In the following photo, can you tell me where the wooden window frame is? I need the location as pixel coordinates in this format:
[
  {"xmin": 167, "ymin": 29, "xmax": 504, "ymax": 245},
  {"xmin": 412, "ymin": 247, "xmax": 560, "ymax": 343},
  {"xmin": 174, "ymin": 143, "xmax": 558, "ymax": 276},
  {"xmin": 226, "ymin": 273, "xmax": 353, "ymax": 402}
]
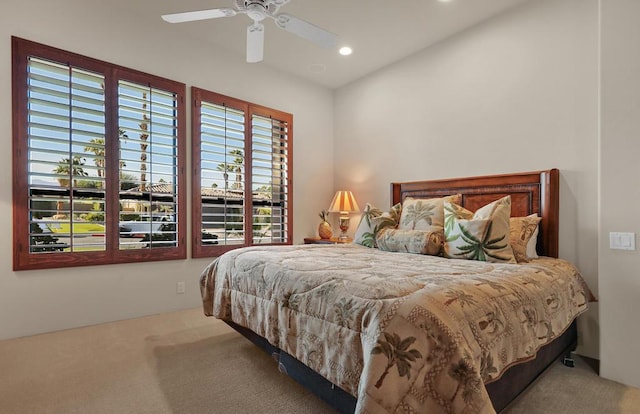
[
  {"xmin": 12, "ymin": 37, "xmax": 186, "ymax": 270},
  {"xmin": 191, "ymin": 87, "xmax": 293, "ymax": 258}
]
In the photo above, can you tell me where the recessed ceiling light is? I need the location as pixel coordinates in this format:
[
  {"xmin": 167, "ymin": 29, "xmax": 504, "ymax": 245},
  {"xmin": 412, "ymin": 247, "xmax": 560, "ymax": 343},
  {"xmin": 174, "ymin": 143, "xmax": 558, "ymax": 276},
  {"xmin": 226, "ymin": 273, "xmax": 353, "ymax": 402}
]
[
  {"xmin": 339, "ymin": 46, "xmax": 353, "ymax": 56},
  {"xmin": 438, "ymin": 0, "xmax": 452, "ymax": 3}
]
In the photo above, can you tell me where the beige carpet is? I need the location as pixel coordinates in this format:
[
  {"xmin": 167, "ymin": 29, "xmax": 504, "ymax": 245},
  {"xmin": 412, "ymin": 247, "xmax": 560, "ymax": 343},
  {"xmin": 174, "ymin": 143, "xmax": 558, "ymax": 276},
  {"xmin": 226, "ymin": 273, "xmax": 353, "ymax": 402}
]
[{"xmin": 1, "ymin": 308, "xmax": 639, "ymax": 414}]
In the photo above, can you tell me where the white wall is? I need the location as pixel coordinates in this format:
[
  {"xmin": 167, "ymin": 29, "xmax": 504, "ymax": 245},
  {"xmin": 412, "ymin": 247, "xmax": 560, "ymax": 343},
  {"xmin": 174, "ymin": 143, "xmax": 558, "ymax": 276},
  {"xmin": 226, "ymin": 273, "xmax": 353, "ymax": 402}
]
[
  {"xmin": 599, "ymin": 0, "xmax": 640, "ymax": 389},
  {"xmin": 334, "ymin": 0, "xmax": 600, "ymax": 358},
  {"xmin": 0, "ymin": 0, "xmax": 335, "ymax": 340}
]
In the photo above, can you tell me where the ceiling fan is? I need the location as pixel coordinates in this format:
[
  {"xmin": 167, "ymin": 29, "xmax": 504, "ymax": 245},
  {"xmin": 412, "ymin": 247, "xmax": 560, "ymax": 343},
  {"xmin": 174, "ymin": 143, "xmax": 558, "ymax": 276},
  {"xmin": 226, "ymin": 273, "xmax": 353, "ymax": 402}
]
[{"xmin": 161, "ymin": 0, "xmax": 338, "ymax": 63}]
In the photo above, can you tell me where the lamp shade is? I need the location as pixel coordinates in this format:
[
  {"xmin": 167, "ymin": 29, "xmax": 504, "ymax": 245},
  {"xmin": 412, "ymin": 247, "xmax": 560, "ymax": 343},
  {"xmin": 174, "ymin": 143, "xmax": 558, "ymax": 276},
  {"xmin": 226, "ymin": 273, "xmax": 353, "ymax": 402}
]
[{"xmin": 328, "ymin": 190, "xmax": 359, "ymax": 213}]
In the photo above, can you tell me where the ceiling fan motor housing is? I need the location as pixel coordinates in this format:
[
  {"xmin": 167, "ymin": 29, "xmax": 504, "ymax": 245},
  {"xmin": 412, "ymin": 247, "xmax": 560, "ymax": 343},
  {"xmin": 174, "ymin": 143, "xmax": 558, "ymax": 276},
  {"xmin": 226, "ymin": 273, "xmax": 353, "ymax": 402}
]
[
  {"xmin": 246, "ymin": 4, "xmax": 266, "ymax": 21},
  {"xmin": 244, "ymin": 1, "xmax": 280, "ymax": 22}
]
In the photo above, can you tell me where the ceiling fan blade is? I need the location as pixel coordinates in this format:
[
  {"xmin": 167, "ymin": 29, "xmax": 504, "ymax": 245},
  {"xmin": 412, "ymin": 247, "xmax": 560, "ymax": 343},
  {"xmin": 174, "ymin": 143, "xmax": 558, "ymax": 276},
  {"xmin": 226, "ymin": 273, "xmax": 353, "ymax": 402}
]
[
  {"xmin": 247, "ymin": 23, "xmax": 265, "ymax": 63},
  {"xmin": 274, "ymin": 13, "xmax": 338, "ymax": 49},
  {"xmin": 161, "ymin": 8, "xmax": 236, "ymax": 24}
]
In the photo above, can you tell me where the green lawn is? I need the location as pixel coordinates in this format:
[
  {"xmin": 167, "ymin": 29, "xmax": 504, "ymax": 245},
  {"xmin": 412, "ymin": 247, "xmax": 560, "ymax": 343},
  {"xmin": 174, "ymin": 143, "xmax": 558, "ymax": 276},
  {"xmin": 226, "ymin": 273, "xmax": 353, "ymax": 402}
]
[{"xmin": 46, "ymin": 222, "xmax": 106, "ymax": 234}]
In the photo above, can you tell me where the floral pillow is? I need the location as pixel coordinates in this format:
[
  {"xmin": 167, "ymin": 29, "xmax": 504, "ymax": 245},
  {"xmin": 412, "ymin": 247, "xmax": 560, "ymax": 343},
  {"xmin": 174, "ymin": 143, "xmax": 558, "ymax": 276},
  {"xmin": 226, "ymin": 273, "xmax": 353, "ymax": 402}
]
[
  {"xmin": 444, "ymin": 196, "xmax": 516, "ymax": 263},
  {"xmin": 510, "ymin": 214, "xmax": 542, "ymax": 263},
  {"xmin": 376, "ymin": 228, "xmax": 443, "ymax": 256},
  {"xmin": 353, "ymin": 202, "xmax": 402, "ymax": 248},
  {"xmin": 398, "ymin": 194, "xmax": 462, "ymax": 236}
]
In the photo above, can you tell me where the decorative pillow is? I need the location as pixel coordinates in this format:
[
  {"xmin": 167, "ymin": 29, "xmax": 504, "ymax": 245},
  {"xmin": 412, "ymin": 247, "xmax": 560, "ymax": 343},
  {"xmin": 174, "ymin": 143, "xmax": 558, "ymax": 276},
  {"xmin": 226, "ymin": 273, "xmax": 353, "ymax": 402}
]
[
  {"xmin": 353, "ymin": 203, "xmax": 402, "ymax": 248},
  {"xmin": 398, "ymin": 194, "xmax": 462, "ymax": 236},
  {"xmin": 444, "ymin": 201, "xmax": 473, "ymax": 236},
  {"xmin": 509, "ymin": 214, "xmax": 542, "ymax": 263},
  {"xmin": 444, "ymin": 196, "xmax": 516, "ymax": 263},
  {"xmin": 526, "ymin": 226, "xmax": 540, "ymax": 258},
  {"xmin": 376, "ymin": 228, "xmax": 443, "ymax": 256},
  {"xmin": 353, "ymin": 203, "xmax": 382, "ymax": 247}
]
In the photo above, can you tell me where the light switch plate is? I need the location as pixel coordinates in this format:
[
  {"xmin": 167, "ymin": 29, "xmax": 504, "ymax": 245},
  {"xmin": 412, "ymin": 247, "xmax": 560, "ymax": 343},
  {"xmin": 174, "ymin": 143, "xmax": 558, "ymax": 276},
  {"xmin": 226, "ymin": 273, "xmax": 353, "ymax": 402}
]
[{"xmin": 609, "ymin": 232, "xmax": 636, "ymax": 251}]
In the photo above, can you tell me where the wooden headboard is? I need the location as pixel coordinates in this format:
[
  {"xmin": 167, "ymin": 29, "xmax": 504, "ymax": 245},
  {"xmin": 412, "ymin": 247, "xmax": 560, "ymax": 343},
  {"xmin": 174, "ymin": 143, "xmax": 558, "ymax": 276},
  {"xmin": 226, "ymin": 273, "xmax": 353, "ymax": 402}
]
[{"xmin": 391, "ymin": 169, "xmax": 559, "ymax": 258}]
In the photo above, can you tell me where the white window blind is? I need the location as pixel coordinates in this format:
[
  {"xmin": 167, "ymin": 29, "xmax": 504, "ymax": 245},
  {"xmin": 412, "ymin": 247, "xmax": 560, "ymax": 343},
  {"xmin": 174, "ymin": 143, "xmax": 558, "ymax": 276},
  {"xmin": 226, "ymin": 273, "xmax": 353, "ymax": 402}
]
[
  {"xmin": 251, "ymin": 114, "xmax": 290, "ymax": 244},
  {"xmin": 118, "ymin": 81, "xmax": 180, "ymax": 249},
  {"xmin": 199, "ymin": 102, "xmax": 247, "ymax": 247},
  {"xmin": 27, "ymin": 57, "xmax": 107, "ymax": 253}
]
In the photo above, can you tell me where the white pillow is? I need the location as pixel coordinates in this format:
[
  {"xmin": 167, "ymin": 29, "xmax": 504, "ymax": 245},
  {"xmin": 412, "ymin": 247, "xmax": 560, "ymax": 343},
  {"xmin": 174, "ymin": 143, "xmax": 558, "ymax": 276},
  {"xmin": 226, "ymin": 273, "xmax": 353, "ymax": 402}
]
[{"xmin": 526, "ymin": 226, "xmax": 539, "ymax": 258}]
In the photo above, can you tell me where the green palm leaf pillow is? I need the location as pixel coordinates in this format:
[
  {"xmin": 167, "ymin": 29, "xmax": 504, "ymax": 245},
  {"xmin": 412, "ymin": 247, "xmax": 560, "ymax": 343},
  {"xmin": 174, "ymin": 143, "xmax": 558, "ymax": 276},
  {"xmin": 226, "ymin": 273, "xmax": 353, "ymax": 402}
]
[
  {"xmin": 353, "ymin": 202, "xmax": 402, "ymax": 248},
  {"xmin": 443, "ymin": 196, "xmax": 516, "ymax": 263},
  {"xmin": 398, "ymin": 195, "xmax": 461, "ymax": 237}
]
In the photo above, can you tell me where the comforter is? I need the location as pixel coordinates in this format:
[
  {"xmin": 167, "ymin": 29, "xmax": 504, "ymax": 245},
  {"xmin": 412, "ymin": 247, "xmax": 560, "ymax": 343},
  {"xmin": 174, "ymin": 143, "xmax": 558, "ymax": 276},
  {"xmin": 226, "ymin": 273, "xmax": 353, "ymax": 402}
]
[{"xmin": 200, "ymin": 244, "xmax": 591, "ymax": 414}]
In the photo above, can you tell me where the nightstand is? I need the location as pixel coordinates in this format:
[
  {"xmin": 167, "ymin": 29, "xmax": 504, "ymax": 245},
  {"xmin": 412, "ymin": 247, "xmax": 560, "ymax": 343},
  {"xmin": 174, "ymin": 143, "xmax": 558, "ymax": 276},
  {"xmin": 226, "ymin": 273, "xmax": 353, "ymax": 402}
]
[{"xmin": 304, "ymin": 237, "xmax": 352, "ymax": 244}]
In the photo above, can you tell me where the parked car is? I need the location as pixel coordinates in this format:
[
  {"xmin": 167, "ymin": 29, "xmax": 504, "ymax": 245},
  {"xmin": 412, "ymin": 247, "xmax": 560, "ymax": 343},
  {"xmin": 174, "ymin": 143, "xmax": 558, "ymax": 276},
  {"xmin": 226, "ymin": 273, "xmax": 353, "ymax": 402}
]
[{"xmin": 119, "ymin": 214, "xmax": 174, "ymax": 237}]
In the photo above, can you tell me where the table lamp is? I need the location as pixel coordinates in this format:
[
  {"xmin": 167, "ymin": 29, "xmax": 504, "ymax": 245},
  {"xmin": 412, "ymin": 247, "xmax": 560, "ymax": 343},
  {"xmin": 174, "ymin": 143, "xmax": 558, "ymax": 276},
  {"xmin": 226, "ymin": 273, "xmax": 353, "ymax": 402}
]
[{"xmin": 328, "ymin": 190, "xmax": 360, "ymax": 241}]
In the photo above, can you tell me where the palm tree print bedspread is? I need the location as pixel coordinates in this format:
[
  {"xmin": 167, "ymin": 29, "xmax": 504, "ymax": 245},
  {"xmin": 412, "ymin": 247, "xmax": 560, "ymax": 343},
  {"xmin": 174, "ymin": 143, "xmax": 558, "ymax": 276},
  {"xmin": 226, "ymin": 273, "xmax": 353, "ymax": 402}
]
[{"xmin": 200, "ymin": 244, "xmax": 591, "ymax": 414}]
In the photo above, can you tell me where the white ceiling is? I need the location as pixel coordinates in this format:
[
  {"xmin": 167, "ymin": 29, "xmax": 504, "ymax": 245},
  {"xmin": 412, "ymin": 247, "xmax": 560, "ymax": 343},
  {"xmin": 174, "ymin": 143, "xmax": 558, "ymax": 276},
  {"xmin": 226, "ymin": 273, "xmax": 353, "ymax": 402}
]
[{"xmin": 125, "ymin": 0, "xmax": 530, "ymax": 89}]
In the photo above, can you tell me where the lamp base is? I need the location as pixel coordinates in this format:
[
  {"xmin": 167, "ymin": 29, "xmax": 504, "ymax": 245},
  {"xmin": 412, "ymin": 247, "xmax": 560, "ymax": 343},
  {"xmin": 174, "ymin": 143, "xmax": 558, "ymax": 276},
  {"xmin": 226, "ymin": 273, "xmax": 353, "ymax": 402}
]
[
  {"xmin": 337, "ymin": 232, "xmax": 350, "ymax": 242},
  {"xmin": 338, "ymin": 215, "xmax": 350, "ymax": 241}
]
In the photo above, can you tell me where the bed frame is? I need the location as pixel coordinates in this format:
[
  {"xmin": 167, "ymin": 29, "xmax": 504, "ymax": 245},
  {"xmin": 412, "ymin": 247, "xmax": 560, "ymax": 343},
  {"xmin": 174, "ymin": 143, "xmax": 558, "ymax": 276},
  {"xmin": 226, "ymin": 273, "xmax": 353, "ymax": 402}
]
[{"xmin": 226, "ymin": 169, "xmax": 577, "ymax": 413}]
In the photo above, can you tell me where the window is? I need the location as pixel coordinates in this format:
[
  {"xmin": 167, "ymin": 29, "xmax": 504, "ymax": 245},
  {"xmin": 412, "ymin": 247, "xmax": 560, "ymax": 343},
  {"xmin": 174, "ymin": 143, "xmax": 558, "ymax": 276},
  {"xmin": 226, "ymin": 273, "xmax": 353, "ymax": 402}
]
[
  {"xmin": 192, "ymin": 87, "xmax": 292, "ymax": 257},
  {"xmin": 12, "ymin": 37, "xmax": 186, "ymax": 270}
]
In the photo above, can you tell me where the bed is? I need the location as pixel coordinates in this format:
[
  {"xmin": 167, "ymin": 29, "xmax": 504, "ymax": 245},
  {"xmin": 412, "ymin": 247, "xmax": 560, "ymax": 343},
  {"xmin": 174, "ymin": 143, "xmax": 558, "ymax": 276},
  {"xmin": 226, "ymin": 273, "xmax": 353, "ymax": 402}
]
[{"xmin": 199, "ymin": 169, "xmax": 592, "ymax": 413}]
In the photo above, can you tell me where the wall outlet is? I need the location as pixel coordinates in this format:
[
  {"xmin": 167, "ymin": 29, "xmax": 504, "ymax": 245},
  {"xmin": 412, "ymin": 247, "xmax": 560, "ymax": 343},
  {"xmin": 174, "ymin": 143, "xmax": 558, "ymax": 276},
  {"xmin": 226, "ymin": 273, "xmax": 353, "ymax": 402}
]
[{"xmin": 176, "ymin": 281, "xmax": 185, "ymax": 294}]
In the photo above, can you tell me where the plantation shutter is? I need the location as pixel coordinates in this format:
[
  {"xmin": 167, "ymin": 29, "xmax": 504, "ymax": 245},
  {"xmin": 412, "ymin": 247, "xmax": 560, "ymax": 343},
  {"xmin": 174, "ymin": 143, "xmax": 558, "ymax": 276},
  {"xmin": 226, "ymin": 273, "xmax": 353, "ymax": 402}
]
[
  {"xmin": 14, "ymin": 37, "xmax": 186, "ymax": 270},
  {"xmin": 198, "ymin": 101, "xmax": 246, "ymax": 247},
  {"xmin": 117, "ymin": 81, "xmax": 180, "ymax": 249},
  {"xmin": 191, "ymin": 86, "xmax": 291, "ymax": 258},
  {"xmin": 251, "ymin": 114, "xmax": 290, "ymax": 244},
  {"xmin": 26, "ymin": 57, "xmax": 107, "ymax": 253}
]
